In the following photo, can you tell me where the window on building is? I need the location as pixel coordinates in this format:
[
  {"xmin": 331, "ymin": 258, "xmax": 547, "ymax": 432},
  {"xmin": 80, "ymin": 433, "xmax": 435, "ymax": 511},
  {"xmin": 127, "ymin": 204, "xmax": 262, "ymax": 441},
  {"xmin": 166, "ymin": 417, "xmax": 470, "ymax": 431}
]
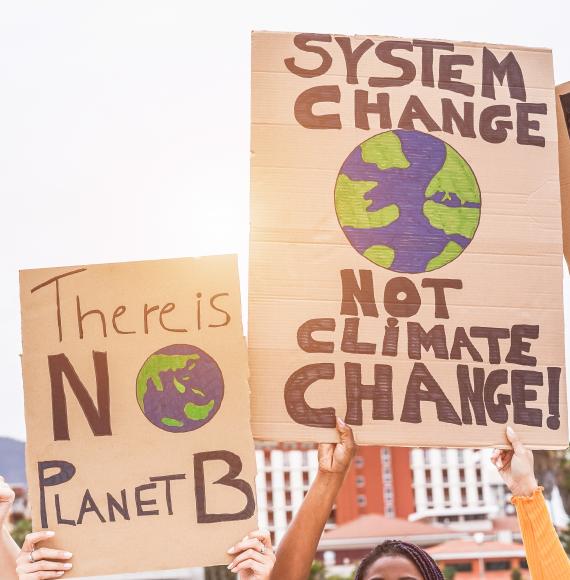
[
  {"xmin": 484, "ymin": 560, "xmax": 511, "ymax": 571},
  {"xmin": 426, "ymin": 489, "xmax": 433, "ymax": 504},
  {"xmin": 302, "ymin": 471, "xmax": 309, "ymax": 486},
  {"xmin": 457, "ymin": 449, "xmax": 464, "ymax": 463},
  {"xmin": 356, "ymin": 475, "xmax": 365, "ymax": 487},
  {"xmin": 465, "ymin": 514, "xmax": 486, "ymax": 521},
  {"xmin": 459, "ymin": 468, "xmax": 465, "ymax": 482},
  {"xmin": 425, "ymin": 470, "xmax": 432, "ymax": 484},
  {"xmin": 437, "ymin": 515, "xmax": 459, "ymax": 523},
  {"xmin": 476, "ymin": 467, "xmax": 482, "ymax": 481},
  {"xmin": 520, "ymin": 559, "xmax": 528, "ymax": 570},
  {"xmin": 423, "ymin": 449, "xmax": 430, "ymax": 465},
  {"xmin": 477, "ymin": 487, "xmax": 484, "ymax": 503},
  {"xmin": 442, "ymin": 468, "xmax": 448, "ymax": 483},
  {"xmin": 446, "ymin": 563, "xmax": 472, "ymax": 572},
  {"xmin": 460, "ymin": 488, "xmax": 467, "ymax": 504},
  {"xmin": 443, "ymin": 488, "xmax": 450, "ymax": 503},
  {"xmin": 357, "ymin": 495, "xmax": 367, "ymax": 507}
]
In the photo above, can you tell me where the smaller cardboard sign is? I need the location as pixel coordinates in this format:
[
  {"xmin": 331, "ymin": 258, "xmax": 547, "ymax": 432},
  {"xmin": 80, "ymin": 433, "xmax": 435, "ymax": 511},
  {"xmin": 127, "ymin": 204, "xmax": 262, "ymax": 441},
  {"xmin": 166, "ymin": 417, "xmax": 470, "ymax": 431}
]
[
  {"xmin": 20, "ymin": 255, "xmax": 257, "ymax": 578},
  {"xmin": 557, "ymin": 82, "xmax": 570, "ymax": 268}
]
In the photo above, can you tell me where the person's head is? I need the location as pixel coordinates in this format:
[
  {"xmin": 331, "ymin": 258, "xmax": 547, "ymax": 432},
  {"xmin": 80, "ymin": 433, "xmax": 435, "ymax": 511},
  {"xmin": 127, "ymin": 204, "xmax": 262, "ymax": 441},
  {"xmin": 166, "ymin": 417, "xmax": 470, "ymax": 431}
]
[{"xmin": 354, "ymin": 540, "xmax": 443, "ymax": 580}]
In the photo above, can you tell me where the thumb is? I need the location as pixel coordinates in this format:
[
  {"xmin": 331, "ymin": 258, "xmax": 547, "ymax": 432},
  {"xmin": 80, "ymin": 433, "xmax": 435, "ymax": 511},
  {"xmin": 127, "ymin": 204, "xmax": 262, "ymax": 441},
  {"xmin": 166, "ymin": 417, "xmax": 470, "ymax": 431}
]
[
  {"xmin": 506, "ymin": 426, "xmax": 525, "ymax": 455},
  {"xmin": 22, "ymin": 531, "xmax": 55, "ymax": 552},
  {"xmin": 336, "ymin": 417, "xmax": 355, "ymax": 450}
]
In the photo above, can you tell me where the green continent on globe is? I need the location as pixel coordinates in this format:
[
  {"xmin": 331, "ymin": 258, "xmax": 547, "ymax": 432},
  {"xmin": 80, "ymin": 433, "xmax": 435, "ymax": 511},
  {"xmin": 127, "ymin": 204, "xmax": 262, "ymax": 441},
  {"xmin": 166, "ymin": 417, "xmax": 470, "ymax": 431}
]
[
  {"xmin": 136, "ymin": 353, "xmax": 200, "ymax": 411},
  {"xmin": 425, "ymin": 144, "xmax": 480, "ymax": 204},
  {"xmin": 335, "ymin": 175, "xmax": 399, "ymax": 229},
  {"xmin": 425, "ymin": 241, "xmax": 463, "ymax": 271},
  {"xmin": 363, "ymin": 245, "xmax": 396, "ymax": 268},
  {"xmin": 423, "ymin": 201, "xmax": 479, "ymax": 239},
  {"xmin": 422, "ymin": 143, "xmax": 480, "ymax": 269},
  {"xmin": 361, "ymin": 131, "xmax": 411, "ymax": 170},
  {"xmin": 184, "ymin": 400, "xmax": 215, "ymax": 420}
]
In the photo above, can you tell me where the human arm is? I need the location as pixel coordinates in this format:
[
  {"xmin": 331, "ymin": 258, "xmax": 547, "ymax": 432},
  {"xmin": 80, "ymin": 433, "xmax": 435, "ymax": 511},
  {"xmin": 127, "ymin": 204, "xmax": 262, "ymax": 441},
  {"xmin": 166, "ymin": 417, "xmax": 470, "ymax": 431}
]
[
  {"xmin": 491, "ymin": 426, "xmax": 570, "ymax": 579},
  {"xmin": 15, "ymin": 531, "xmax": 73, "ymax": 579},
  {"xmin": 226, "ymin": 529, "xmax": 275, "ymax": 579},
  {"xmin": 0, "ymin": 476, "xmax": 19, "ymax": 580},
  {"xmin": 270, "ymin": 417, "xmax": 356, "ymax": 580}
]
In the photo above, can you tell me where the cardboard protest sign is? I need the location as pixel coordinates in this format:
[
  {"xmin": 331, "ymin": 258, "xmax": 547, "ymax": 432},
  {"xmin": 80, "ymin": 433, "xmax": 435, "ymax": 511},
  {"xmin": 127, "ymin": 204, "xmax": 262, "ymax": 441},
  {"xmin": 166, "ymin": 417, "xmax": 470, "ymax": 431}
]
[
  {"xmin": 557, "ymin": 82, "xmax": 570, "ymax": 268},
  {"xmin": 20, "ymin": 255, "xmax": 257, "ymax": 578},
  {"xmin": 249, "ymin": 31, "xmax": 567, "ymax": 448}
]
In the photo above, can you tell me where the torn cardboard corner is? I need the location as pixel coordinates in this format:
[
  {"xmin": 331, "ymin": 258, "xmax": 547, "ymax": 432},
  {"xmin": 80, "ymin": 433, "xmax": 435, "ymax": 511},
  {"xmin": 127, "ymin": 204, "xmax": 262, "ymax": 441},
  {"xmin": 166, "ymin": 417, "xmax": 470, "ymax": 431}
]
[
  {"xmin": 249, "ymin": 31, "xmax": 567, "ymax": 449},
  {"xmin": 20, "ymin": 255, "xmax": 257, "ymax": 578},
  {"xmin": 557, "ymin": 81, "xmax": 570, "ymax": 269}
]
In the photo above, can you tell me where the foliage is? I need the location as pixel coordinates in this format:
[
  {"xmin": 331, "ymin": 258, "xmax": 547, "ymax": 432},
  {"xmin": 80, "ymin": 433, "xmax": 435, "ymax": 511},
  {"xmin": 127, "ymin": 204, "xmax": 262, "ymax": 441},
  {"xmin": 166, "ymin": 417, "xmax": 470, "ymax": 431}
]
[
  {"xmin": 310, "ymin": 560, "xmax": 326, "ymax": 579},
  {"xmin": 511, "ymin": 568, "xmax": 522, "ymax": 580},
  {"xmin": 10, "ymin": 518, "xmax": 32, "ymax": 548},
  {"xmin": 442, "ymin": 566, "xmax": 456, "ymax": 580}
]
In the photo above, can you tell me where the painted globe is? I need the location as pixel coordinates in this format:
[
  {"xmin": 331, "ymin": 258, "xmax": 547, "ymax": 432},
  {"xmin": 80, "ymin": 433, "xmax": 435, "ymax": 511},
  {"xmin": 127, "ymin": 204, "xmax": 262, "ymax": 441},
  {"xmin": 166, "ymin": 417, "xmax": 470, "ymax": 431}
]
[
  {"xmin": 334, "ymin": 130, "xmax": 481, "ymax": 273},
  {"xmin": 136, "ymin": 344, "xmax": 223, "ymax": 432}
]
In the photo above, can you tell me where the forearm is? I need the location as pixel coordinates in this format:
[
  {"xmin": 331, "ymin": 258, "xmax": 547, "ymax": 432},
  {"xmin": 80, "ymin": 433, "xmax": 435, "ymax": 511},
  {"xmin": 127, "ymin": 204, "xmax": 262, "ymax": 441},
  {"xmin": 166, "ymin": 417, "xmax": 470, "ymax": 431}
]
[
  {"xmin": 512, "ymin": 487, "xmax": 570, "ymax": 579},
  {"xmin": 0, "ymin": 526, "xmax": 18, "ymax": 580},
  {"xmin": 271, "ymin": 471, "xmax": 344, "ymax": 580}
]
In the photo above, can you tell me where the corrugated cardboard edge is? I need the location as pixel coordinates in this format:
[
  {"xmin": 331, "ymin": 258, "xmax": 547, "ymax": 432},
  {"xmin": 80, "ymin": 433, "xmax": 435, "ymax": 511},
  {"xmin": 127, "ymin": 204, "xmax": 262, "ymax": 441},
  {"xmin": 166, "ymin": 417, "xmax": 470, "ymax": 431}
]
[
  {"xmin": 250, "ymin": 30, "xmax": 552, "ymax": 53},
  {"xmin": 557, "ymin": 81, "xmax": 570, "ymax": 270}
]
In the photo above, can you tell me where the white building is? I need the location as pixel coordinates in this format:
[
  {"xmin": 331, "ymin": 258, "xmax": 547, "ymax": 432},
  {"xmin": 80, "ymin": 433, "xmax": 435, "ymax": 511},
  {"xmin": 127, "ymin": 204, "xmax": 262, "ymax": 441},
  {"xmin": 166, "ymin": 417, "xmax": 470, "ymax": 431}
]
[
  {"xmin": 409, "ymin": 448, "xmax": 513, "ymax": 532},
  {"xmin": 254, "ymin": 443, "xmax": 334, "ymax": 544}
]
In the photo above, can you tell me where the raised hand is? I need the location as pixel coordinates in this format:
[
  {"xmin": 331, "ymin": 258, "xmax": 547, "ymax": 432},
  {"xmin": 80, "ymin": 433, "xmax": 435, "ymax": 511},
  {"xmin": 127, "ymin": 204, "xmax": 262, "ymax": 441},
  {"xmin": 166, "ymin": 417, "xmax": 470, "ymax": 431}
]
[
  {"xmin": 318, "ymin": 417, "xmax": 357, "ymax": 475},
  {"xmin": 0, "ymin": 476, "xmax": 15, "ymax": 526},
  {"xmin": 227, "ymin": 529, "xmax": 275, "ymax": 580},
  {"xmin": 491, "ymin": 426, "xmax": 538, "ymax": 497},
  {"xmin": 16, "ymin": 531, "xmax": 73, "ymax": 580}
]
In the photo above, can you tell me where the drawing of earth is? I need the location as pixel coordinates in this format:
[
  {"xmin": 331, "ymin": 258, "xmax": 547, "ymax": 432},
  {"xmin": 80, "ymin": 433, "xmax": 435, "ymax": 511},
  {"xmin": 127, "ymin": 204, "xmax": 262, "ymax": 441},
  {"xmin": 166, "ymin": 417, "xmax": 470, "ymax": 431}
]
[
  {"xmin": 136, "ymin": 344, "xmax": 224, "ymax": 432},
  {"xmin": 334, "ymin": 129, "xmax": 481, "ymax": 273}
]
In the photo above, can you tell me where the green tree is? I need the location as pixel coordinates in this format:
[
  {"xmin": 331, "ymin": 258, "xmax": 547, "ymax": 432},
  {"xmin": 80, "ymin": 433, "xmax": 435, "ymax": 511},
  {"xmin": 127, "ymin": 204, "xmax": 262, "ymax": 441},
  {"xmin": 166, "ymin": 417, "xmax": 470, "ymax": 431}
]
[
  {"xmin": 310, "ymin": 560, "xmax": 326, "ymax": 579},
  {"xmin": 10, "ymin": 518, "xmax": 32, "ymax": 548},
  {"xmin": 442, "ymin": 566, "xmax": 456, "ymax": 580},
  {"xmin": 511, "ymin": 568, "xmax": 522, "ymax": 580}
]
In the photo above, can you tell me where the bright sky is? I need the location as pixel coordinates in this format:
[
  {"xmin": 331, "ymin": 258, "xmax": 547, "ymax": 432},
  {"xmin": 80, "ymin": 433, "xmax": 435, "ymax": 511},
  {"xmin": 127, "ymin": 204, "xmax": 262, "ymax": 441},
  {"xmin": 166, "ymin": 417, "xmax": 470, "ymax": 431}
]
[{"xmin": 1, "ymin": 0, "xmax": 569, "ymax": 441}]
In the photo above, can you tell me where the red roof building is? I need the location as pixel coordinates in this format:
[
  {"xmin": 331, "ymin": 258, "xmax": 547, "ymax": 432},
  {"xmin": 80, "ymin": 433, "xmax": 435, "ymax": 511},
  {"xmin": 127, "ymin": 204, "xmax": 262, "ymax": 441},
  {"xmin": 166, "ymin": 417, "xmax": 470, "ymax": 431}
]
[
  {"xmin": 427, "ymin": 539, "xmax": 529, "ymax": 579},
  {"xmin": 317, "ymin": 513, "xmax": 460, "ymax": 564}
]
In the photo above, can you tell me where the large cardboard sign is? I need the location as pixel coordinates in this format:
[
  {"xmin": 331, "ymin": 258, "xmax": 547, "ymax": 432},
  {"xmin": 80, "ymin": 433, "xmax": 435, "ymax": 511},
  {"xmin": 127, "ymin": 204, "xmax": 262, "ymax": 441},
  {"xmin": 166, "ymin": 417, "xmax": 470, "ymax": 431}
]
[
  {"xmin": 558, "ymin": 82, "xmax": 570, "ymax": 267},
  {"xmin": 249, "ymin": 31, "xmax": 567, "ymax": 448},
  {"xmin": 20, "ymin": 256, "xmax": 257, "ymax": 578}
]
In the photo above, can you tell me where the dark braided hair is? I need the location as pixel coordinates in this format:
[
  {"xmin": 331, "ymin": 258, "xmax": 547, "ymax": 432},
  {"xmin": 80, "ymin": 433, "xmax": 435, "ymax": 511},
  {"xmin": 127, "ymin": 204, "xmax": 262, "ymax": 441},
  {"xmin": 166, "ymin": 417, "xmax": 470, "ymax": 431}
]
[{"xmin": 354, "ymin": 540, "xmax": 444, "ymax": 580}]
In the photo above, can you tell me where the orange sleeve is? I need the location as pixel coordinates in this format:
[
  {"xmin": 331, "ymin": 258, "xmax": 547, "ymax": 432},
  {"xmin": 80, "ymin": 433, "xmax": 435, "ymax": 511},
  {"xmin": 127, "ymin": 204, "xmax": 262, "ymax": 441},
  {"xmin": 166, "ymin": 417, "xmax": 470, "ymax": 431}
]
[{"xmin": 511, "ymin": 486, "xmax": 570, "ymax": 579}]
